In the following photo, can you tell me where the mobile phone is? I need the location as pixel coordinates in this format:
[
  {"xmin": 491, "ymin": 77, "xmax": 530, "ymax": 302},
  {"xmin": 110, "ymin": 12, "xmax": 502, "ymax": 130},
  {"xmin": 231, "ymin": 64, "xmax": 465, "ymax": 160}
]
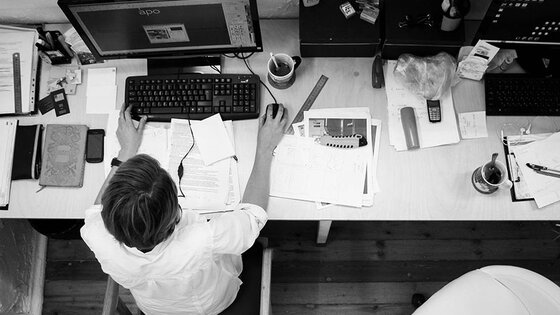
[
  {"xmin": 86, "ymin": 129, "xmax": 105, "ymax": 163},
  {"xmin": 426, "ymin": 100, "xmax": 441, "ymax": 123}
]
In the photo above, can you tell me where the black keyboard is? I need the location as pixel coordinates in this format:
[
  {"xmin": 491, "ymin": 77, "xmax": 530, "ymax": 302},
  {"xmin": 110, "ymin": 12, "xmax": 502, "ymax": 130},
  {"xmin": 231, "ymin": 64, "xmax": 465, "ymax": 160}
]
[
  {"xmin": 125, "ymin": 74, "xmax": 260, "ymax": 121},
  {"xmin": 484, "ymin": 74, "xmax": 560, "ymax": 116}
]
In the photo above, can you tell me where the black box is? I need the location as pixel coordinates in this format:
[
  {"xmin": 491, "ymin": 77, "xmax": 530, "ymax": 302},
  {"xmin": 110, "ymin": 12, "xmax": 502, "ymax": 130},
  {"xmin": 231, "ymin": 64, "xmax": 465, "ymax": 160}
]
[
  {"xmin": 383, "ymin": 0, "xmax": 465, "ymax": 59},
  {"xmin": 299, "ymin": 0, "xmax": 381, "ymax": 57}
]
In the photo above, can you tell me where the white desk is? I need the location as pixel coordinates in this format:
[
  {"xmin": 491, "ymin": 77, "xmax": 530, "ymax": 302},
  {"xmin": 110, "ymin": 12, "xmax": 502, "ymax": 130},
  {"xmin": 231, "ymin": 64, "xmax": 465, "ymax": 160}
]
[{"xmin": 3, "ymin": 20, "xmax": 560, "ymax": 244}]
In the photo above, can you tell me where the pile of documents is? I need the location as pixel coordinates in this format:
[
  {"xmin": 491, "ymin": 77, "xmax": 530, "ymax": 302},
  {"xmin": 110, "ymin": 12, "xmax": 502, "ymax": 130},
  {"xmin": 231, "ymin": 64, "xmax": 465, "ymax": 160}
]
[
  {"xmin": 0, "ymin": 119, "xmax": 18, "ymax": 208},
  {"xmin": 105, "ymin": 113, "xmax": 239, "ymax": 212},
  {"xmin": 0, "ymin": 25, "xmax": 39, "ymax": 115},
  {"xmin": 507, "ymin": 132, "xmax": 560, "ymax": 208},
  {"xmin": 271, "ymin": 107, "xmax": 381, "ymax": 208},
  {"xmin": 384, "ymin": 60, "xmax": 460, "ymax": 151}
]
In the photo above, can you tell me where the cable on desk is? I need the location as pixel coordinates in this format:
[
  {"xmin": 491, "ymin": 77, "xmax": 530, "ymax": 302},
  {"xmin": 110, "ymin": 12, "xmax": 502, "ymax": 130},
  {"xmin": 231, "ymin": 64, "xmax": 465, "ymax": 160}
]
[
  {"xmin": 237, "ymin": 52, "xmax": 278, "ymax": 105},
  {"xmin": 177, "ymin": 115, "xmax": 195, "ymax": 198}
]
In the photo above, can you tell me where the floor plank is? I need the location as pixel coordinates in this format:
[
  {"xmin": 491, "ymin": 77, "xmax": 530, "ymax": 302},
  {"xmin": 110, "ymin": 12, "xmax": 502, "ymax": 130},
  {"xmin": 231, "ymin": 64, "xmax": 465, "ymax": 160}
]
[
  {"xmin": 272, "ymin": 260, "xmax": 560, "ymax": 283},
  {"xmin": 272, "ymin": 239, "xmax": 560, "ymax": 261}
]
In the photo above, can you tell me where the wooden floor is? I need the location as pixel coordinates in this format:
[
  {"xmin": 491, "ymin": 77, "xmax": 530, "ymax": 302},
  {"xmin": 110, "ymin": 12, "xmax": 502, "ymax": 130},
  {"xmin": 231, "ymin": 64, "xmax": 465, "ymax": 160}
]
[{"xmin": 43, "ymin": 221, "xmax": 560, "ymax": 314}]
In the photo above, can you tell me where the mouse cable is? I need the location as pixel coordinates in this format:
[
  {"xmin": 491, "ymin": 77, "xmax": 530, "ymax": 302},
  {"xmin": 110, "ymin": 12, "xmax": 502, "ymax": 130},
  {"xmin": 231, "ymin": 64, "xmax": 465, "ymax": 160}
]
[{"xmin": 237, "ymin": 52, "xmax": 278, "ymax": 105}]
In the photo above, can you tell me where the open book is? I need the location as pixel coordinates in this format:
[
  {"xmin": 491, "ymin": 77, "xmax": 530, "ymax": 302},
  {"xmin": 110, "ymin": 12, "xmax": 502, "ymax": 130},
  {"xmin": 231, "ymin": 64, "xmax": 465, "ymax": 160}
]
[{"xmin": 0, "ymin": 25, "xmax": 39, "ymax": 115}]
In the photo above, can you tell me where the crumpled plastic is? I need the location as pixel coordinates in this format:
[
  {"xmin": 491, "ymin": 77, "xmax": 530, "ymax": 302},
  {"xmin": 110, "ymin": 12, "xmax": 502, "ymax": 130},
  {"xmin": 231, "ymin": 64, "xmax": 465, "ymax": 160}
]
[{"xmin": 393, "ymin": 52, "xmax": 459, "ymax": 100}]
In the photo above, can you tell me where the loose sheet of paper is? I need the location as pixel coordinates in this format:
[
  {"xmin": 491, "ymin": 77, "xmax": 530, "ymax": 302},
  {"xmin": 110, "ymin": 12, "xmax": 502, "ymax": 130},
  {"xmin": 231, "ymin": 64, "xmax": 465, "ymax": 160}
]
[
  {"xmin": 385, "ymin": 60, "xmax": 460, "ymax": 151},
  {"xmin": 169, "ymin": 119, "xmax": 230, "ymax": 210},
  {"xmin": 458, "ymin": 111, "xmax": 488, "ymax": 139},
  {"xmin": 191, "ymin": 114, "xmax": 235, "ymax": 165},
  {"xmin": 86, "ymin": 68, "xmax": 117, "ymax": 114},
  {"xmin": 513, "ymin": 132, "xmax": 560, "ymax": 208},
  {"xmin": 270, "ymin": 135, "xmax": 368, "ymax": 208}
]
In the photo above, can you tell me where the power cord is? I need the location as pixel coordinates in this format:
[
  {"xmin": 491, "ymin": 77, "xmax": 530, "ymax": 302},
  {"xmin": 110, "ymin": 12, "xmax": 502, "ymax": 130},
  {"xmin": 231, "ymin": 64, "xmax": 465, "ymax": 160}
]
[{"xmin": 235, "ymin": 52, "xmax": 278, "ymax": 104}]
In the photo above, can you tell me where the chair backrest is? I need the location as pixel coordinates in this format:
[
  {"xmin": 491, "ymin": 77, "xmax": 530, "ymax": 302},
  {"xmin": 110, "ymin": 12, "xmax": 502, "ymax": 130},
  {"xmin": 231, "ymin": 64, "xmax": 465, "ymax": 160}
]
[
  {"xmin": 480, "ymin": 265, "xmax": 560, "ymax": 314},
  {"xmin": 103, "ymin": 248, "xmax": 273, "ymax": 315},
  {"xmin": 412, "ymin": 265, "xmax": 560, "ymax": 315}
]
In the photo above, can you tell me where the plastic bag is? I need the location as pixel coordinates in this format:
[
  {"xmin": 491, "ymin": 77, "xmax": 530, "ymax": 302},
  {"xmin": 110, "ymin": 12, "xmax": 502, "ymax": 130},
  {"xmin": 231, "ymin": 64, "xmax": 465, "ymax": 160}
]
[{"xmin": 393, "ymin": 52, "xmax": 459, "ymax": 100}]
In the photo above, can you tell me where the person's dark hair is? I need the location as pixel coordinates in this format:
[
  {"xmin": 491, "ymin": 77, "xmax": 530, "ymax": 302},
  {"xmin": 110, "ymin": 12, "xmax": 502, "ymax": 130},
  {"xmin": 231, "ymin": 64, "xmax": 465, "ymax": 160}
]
[{"xmin": 101, "ymin": 154, "xmax": 179, "ymax": 251}]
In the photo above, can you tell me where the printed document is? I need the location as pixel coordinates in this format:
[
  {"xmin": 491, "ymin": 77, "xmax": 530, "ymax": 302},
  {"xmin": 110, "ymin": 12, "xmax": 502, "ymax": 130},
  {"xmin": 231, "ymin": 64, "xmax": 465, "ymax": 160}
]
[
  {"xmin": 270, "ymin": 135, "xmax": 368, "ymax": 208},
  {"xmin": 513, "ymin": 132, "xmax": 560, "ymax": 208}
]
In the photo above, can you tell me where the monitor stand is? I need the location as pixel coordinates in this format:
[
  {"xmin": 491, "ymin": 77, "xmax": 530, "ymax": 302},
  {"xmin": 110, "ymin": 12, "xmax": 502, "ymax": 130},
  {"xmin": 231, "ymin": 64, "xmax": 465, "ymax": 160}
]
[{"xmin": 147, "ymin": 55, "xmax": 222, "ymax": 75}]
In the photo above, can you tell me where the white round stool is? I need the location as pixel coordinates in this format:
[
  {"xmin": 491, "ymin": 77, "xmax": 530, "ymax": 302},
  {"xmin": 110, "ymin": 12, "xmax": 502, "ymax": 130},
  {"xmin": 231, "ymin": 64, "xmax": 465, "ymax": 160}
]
[{"xmin": 412, "ymin": 265, "xmax": 560, "ymax": 315}]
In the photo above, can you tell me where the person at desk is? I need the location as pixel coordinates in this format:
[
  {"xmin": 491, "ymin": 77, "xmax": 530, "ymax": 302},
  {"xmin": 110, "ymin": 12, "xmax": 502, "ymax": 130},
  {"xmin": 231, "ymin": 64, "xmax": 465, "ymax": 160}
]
[{"xmin": 80, "ymin": 104, "xmax": 288, "ymax": 315}]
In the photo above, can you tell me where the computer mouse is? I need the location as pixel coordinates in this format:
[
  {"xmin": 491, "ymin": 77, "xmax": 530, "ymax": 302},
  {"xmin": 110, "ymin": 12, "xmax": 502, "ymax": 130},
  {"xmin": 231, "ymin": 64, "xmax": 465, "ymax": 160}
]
[
  {"xmin": 400, "ymin": 107, "xmax": 420, "ymax": 150},
  {"xmin": 269, "ymin": 103, "xmax": 280, "ymax": 118}
]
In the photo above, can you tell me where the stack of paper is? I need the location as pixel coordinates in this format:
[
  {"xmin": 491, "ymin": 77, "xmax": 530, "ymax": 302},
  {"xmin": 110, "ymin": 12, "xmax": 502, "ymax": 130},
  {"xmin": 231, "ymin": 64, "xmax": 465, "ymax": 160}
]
[
  {"xmin": 104, "ymin": 113, "xmax": 240, "ymax": 212},
  {"xmin": 86, "ymin": 68, "xmax": 117, "ymax": 114},
  {"xmin": 0, "ymin": 119, "xmax": 18, "ymax": 208},
  {"xmin": 512, "ymin": 132, "xmax": 560, "ymax": 208},
  {"xmin": 0, "ymin": 25, "xmax": 39, "ymax": 115},
  {"xmin": 271, "ymin": 107, "xmax": 381, "ymax": 208},
  {"xmin": 384, "ymin": 60, "xmax": 460, "ymax": 151}
]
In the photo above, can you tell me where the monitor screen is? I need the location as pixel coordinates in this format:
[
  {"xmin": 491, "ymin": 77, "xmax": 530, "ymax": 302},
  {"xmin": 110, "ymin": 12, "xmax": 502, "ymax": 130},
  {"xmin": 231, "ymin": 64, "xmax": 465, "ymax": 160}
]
[{"xmin": 59, "ymin": 0, "xmax": 262, "ymax": 59}]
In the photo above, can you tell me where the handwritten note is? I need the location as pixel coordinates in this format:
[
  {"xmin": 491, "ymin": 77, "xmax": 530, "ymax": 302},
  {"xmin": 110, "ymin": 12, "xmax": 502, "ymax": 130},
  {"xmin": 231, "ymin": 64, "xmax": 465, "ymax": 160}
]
[{"xmin": 458, "ymin": 111, "xmax": 488, "ymax": 139}]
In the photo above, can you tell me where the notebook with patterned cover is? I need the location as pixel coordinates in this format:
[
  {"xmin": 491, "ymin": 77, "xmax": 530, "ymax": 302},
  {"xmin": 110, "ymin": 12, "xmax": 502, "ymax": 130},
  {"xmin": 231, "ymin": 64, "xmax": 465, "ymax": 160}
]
[{"xmin": 39, "ymin": 124, "xmax": 88, "ymax": 187}]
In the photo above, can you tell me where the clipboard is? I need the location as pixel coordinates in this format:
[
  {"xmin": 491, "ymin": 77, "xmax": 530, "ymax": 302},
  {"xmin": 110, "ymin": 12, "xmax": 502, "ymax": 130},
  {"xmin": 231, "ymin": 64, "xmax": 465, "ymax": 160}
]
[
  {"xmin": 503, "ymin": 138, "xmax": 532, "ymax": 202},
  {"xmin": 502, "ymin": 133, "xmax": 553, "ymax": 202}
]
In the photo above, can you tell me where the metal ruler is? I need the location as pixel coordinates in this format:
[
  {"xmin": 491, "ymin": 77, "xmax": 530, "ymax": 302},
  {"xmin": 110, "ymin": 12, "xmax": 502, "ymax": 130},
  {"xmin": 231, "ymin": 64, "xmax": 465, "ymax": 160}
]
[
  {"xmin": 285, "ymin": 74, "xmax": 329, "ymax": 135},
  {"xmin": 12, "ymin": 53, "xmax": 22, "ymax": 114}
]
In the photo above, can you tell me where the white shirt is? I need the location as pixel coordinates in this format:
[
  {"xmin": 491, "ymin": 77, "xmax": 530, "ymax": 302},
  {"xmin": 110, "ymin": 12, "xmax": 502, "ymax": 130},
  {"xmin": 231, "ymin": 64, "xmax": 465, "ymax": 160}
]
[{"xmin": 81, "ymin": 203, "xmax": 267, "ymax": 315}]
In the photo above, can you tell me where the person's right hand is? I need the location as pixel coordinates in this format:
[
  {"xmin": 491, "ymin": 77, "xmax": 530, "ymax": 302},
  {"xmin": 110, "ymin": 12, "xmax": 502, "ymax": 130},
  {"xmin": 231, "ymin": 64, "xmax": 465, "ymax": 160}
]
[
  {"xmin": 256, "ymin": 104, "xmax": 288, "ymax": 157},
  {"xmin": 116, "ymin": 104, "xmax": 147, "ymax": 162}
]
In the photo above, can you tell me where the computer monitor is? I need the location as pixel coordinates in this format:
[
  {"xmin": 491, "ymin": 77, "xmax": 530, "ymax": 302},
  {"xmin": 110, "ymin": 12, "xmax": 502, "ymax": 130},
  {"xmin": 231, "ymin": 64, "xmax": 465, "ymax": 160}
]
[
  {"xmin": 58, "ymin": 0, "xmax": 263, "ymax": 74},
  {"xmin": 474, "ymin": 0, "xmax": 560, "ymax": 74}
]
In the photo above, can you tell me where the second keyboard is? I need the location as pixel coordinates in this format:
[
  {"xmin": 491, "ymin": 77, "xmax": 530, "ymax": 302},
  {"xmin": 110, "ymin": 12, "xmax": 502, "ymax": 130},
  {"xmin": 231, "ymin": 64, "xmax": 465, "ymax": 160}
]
[{"xmin": 126, "ymin": 73, "xmax": 260, "ymax": 121}]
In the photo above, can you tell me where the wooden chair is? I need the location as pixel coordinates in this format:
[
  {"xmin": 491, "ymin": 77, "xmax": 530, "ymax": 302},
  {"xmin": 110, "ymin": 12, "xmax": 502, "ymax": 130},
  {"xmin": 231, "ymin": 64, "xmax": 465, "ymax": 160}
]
[{"xmin": 102, "ymin": 247, "xmax": 273, "ymax": 315}]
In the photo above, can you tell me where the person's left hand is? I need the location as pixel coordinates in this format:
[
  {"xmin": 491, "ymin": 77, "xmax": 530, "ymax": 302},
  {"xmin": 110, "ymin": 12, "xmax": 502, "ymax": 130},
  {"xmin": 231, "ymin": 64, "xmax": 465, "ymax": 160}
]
[{"xmin": 116, "ymin": 104, "xmax": 147, "ymax": 161}]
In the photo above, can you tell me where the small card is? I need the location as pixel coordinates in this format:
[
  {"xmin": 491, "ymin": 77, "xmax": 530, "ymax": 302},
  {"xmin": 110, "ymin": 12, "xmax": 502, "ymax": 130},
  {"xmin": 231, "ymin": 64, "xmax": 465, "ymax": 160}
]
[
  {"xmin": 457, "ymin": 40, "xmax": 500, "ymax": 80},
  {"xmin": 51, "ymin": 89, "xmax": 70, "ymax": 117},
  {"xmin": 340, "ymin": 2, "xmax": 356, "ymax": 19},
  {"xmin": 37, "ymin": 94, "xmax": 55, "ymax": 115}
]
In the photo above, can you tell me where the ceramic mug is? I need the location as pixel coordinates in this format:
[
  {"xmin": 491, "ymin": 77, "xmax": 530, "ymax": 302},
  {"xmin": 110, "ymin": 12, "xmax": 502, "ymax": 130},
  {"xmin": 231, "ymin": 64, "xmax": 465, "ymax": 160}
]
[
  {"xmin": 471, "ymin": 160, "xmax": 512, "ymax": 194},
  {"xmin": 267, "ymin": 53, "xmax": 302, "ymax": 89}
]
